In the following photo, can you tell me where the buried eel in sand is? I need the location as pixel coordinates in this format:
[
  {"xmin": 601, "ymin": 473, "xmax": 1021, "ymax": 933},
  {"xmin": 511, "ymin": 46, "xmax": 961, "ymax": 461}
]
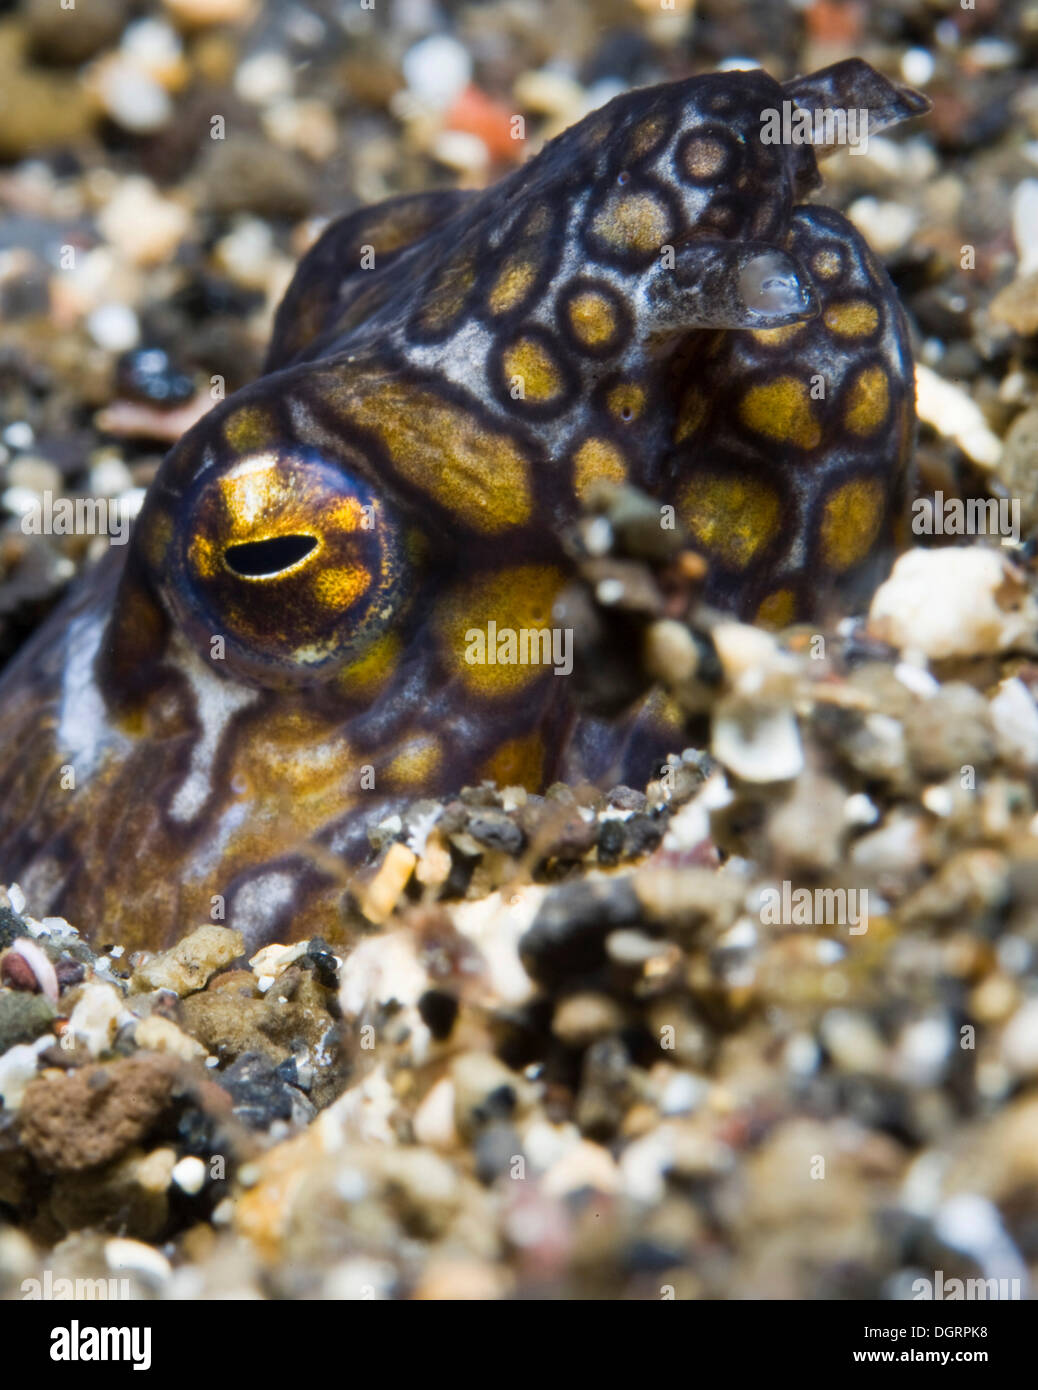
[{"xmin": 0, "ymin": 59, "xmax": 927, "ymax": 952}]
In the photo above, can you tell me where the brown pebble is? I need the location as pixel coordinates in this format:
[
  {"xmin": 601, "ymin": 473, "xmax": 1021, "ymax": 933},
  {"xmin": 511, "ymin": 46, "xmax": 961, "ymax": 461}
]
[
  {"xmin": 1, "ymin": 950, "xmax": 40, "ymax": 992},
  {"xmin": 19, "ymin": 1054, "xmax": 181, "ymax": 1173}
]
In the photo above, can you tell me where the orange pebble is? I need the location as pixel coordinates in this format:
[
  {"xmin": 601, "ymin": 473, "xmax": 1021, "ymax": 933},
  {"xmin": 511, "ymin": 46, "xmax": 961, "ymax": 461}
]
[
  {"xmin": 445, "ymin": 85, "xmax": 523, "ymax": 164},
  {"xmin": 806, "ymin": 0, "xmax": 864, "ymax": 46}
]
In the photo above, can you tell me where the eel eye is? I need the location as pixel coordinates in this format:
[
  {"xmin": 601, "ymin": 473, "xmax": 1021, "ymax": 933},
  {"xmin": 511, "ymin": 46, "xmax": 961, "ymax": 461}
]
[
  {"xmin": 224, "ymin": 534, "xmax": 317, "ymax": 577},
  {"xmin": 161, "ymin": 449, "xmax": 413, "ymax": 686}
]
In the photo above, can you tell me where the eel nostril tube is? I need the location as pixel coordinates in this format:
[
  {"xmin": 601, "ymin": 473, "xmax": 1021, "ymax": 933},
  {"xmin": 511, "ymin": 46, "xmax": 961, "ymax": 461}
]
[{"xmin": 739, "ymin": 251, "xmax": 812, "ymax": 317}]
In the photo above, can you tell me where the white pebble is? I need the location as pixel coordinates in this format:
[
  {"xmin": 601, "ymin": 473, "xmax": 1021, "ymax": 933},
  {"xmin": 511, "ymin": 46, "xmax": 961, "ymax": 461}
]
[
  {"xmin": 401, "ymin": 35, "xmax": 472, "ymax": 109},
  {"xmin": 98, "ymin": 58, "xmax": 172, "ymax": 133},
  {"xmin": 337, "ymin": 930, "xmax": 427, "ymax": 1017},
  {"xmin": 915, "ymin": 364, "xmax": 1003, "ymax": 468},
  {"xmin": 521, "ymin": 1119, "xmax": 580, "ymax": 1173},
  {"xmin": 214, "ymin": 217, "xmax": 276, "ymax": 289},
  {"xmin": 783, "ymin": 1033, "xmax": 821, "ymax": 1076},
  {"xmin": 412, "ymin": 1077, "xmax": 457, "ymax": 1149},
  {"xmin": 894, "ymin": 660, "xmax": 940, "ymax": 698},
  {"xmin": 820, "ymin": 1009, "xmax": 886, "ymax": 1072},
  {"xmin": 968, "ymin": 37, "xmax": 1019, "ymax": 71},
  {"xmin": 851, "ymin": 812, "xmax": 926, "ymax": 876},
  {"xmin": 121, "ymin": 17, "xmax": 184, "ymax": 78},
  {"xmin": 998, "ymin": 936, "xmax": 1031, "ymax": 975},
  {"xmin": 712, "ymin": 621, "xmax": 798, "ymax": 698},
  {"xmin": 3, "ymin": 421, "xmax": 34, "ymax": 451},
  {"xmin": 88, "ymin": 453, "xmax": 134, "ymax": 497},
  {"xmin": 542, "ymin": 1138, "xmax": 621, "ymax": 1198},
  {"xmin": 895, "ymin": 1014, "xmax": 953, "ymax": 1086},
  {"xmin": 0, "ymin": 1036, "xmax": 55, "ymax": 1110},
  {"xmin": 105, "ymin": 1238, "xmax": 171, "ymax": 1284},
  {"xmin": 869, "ymin": 547, "xmax": 1038, "ymax": 660},
  {"xmin": 712, "ymin": 700, "xmax": 804, "ymax": 783},
  {"xmin": 171, "ymin": 1155, "xmax": 207, "ymax": 1195},
  {"xmin": 98, "ymin": 177, "xmax": 191, "ymax": 267},
  {"xmin": 901, "ymin": 47, "xmax": 935, "ymax": 87},
  {"xmin": 7, "ymin": 456, "xmax": 62, "ymax": 495},
  {"xmin": 67, "ymin": 981, "xmax": 132, "ymax": 1056},
  {"xmin": 662, "ymin": 772, "xmax": 732, "ymax": 852},
  {"xmin": 249, "ymin": 940, "xmax": 308, "ymax": 978},
  {"xmin": 933, "ymin": 1193, "xmax": 1006, "ymax": 1258},
  {"xmin": 261, "ymin": 98, "xmax": 338, "ymax": 161},
  {"xmin": 513, "ymin": 68, "xmax": 585, "ymax": 119},
  {"xmin": 1001, "ymin": 998, "xmax": 1038, "ymax": 1075},
  {"xmin": 847, "ymin": 196, "xmax": 918, "ymax": 258},
  {"xmin": 86, "ymin": 303, "xmax": 140, "ymax": 353},
  {"xmin": 1011, "ymin": 179, "xmax": 1038, "ymax": 275},
  {"xmin": 323, "ymin": 1258, "xmax": 397, "ymax": 1301},
  {"xmin": 844, "ymin": 792, "xmax": 879, "ymax": 826},
  {"xmin": 990, "ymin": 677, "xmax": 1038, "ymax": 770},
  {"xmin": 2, "ymin": 484, "xmax": 43, "ymax": 519},
  {"xmin": 922, "ymin": 784, "xmax": 955, "ymax": 818},
  {"xmin": 619, "ymin": 1127, "xmax": 672, "ymax": 1204},
  {"xmin": 235, "ymin": 50, "xmax": 295, "ymax": 105},
  {"xmin": 659, "ymin": 1071, "xmax": 708, "ymax": 1116},
  {"xmin": 431, "ymin": 129, "xmax": 489, "ymax": 174}
]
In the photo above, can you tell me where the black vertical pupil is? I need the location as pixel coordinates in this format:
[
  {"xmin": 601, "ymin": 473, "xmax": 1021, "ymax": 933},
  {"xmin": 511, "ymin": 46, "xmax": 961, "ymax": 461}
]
[{"xmin": 225, "ymin": 534, "xmax": 317, "ymax": 576}]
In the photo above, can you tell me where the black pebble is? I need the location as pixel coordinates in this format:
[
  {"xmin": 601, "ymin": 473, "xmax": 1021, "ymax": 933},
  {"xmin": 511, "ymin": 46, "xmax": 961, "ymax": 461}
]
[
  {"xmin": 474, "ymin": 1123, "xmax": 523, "ymax": 1185},
  {"xmin": 519, "ymin": 876, "xmax": 645, "ymax": 987},
  {"xmin": 219, "ymin": 1051, "xmax": 296, "ymax": 1130},
  {"xmin": 418, "ymin": 989, "xmax": 459, "ymax": 1041},
  {"xmin": 467, "ymin": 810, "xmax": 525, "ymax": 856},
  {"xmin": 115, "ymin": 347, "xmax": 195, "ymax": 408},
  {"xmin": 597, "ymin": 818, "xmax": 625, "ymax": 866},
  {"xmin": 623, "ymin": 813, "xmax": 664, "ymax": 857}
]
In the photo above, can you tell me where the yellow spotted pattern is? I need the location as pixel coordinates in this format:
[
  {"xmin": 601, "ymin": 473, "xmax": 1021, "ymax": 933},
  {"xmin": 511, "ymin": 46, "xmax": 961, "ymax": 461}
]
[
  {"xmin": 488, "ymin": 259, "xmax": 539, "ymax": 316},
  {"xmin": 573, "ymin": 438, "xmax": 627, "ymax": 498},
  {"xmin": 141, "ymin": 508, "xmax": 173, "ymax": 570},
  {"xmin": 481, "ymin": 732, "xmax": 545, "ymax": 791},
  {"xmin": 625, "ymin": 113, "xmax": 670, "ymax": 161},
  {"xmin": 680, "ymin": 473, "xmax": 781, "ymax": 570},
  {"xmin": 229, "ymin": 708, "xmax": 356, "ymax": 810},
  {"xmin": 502, "ymin": 337, "xmax": 564, "ymax": 403},
  {"xmin": 339, "ymin": 380, "xmax": 533, "ymax": 532},
  {"xmin": 756, "ymin": 588, "xmax": 796, "ymax": 628},
  {"xmin": 682, "ymin": 135, "xmax": 728, "ymax": 180},
  {"xmin": 591, "ymin": 191, "xmax": 672, "ymax": 255},
  {"xmin": 385, "ymin": 734, "xmax": 443, "ymax": 788},
  {"xmin": 606, "ymin": 383, "xmax": 645, "ymax": 420},
  {"xmin": 740, "ymin": 377, "xmax": 822, "ymax": 449},
  {"xmin": 750, "ymin": 323, "xmax": 805, "ymax": 348},
  {"xmin": 675, "ymin": 387, "xmax": 708, "ymax": 443},
  {"xmin": 436, "ymin": 564, "xmax": 564, "ymax": 695},
  {"xmin": 820, "ymin": 477, "xmax": 885, "ymax": 571},
  {"xmin": 812, "ymin": 248, "xmax": 843, "ymax": 279},
  {"xmin": 417, "ymin": 250, "xmax": 478, "ymax": 334},
  {"xmin": 567, "ymin": 290, "xmax": 619, "ymax": 350},
  {"xmin": 823, "ymin": 300, "xmax": 879, "ymax": 338},
  {"xmin": 223, "ymin": 406, "xmax": 276, "ymax": 454},
  {"xmin": 337, "ymin": 630, "xmax": 402, "ymax": 698},
  {"xmin": 844, "ymin": 365, "xmax": 890, "ymax": 436}
]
